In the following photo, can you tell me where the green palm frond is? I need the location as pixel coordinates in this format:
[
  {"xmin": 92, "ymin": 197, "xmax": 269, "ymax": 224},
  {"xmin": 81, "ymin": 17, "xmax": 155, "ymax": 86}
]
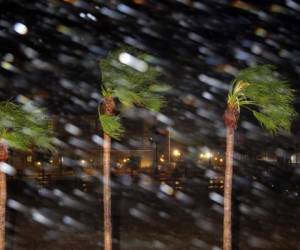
[
  {"xmin": 113, "ymin": 88, "xmax": 144, "ymax": 107},
  {"xmin": 100, "ymin": 46, "xmax": 168, "ymax": 111},
  {"xmin": 228, "ymin": 65, "xmax": 297, "ymax": 134},
  {"xmin": 139, "ymin": 93, "xmax": 165, "ymax": 112},
  {"xmin": 1, "ymin": 131, "xmax": 28, "ymax": 151},
  {"xmin": 0, "ymin": 101, "xmax": 54, "ymax": 151},
  {"xmin": 99, "ymin": 114, "xmax": 124, "ymax": 140}
]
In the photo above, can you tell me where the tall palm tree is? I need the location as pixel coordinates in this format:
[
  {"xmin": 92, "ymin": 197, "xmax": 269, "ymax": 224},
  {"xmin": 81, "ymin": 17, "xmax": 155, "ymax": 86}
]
[
  {"xmin": 0, "ymin": 101, "xmax": 54, "ymax": 250},
  {"xmin": 99, "ymin": 48, "xmax": 167, "ymax": 250},
  {"xmin": 223, "ymin": 65, "xmax": 296, "ymax": 250}
]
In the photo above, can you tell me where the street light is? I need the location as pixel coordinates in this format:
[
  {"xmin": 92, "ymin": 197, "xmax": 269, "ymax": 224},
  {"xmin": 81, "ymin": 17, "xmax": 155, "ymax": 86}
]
[
  {"xmin": 173, "ymin": 149, "xmax": 181, "ymax": 158},
  {"xmin": 205, "ymin": 152, "xmax": 213, "ymax": 159}
]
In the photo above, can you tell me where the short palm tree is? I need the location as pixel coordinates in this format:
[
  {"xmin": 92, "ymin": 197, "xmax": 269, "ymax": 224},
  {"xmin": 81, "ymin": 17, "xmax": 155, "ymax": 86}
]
[
  {"xmin": 223, "ymin": 65, "xmax": 296, "ymax": 250},
  {"xmin": 0, "ymin": 101, "xmax": 54, "ymax": 250},
  {"xmin": 99, "ymin": 48, "xmax": 167, "ymax": 250}
]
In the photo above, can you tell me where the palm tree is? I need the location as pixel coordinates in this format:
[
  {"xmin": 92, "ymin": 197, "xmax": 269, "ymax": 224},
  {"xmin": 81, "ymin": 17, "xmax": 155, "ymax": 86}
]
[
  {"xmin": 223, "ymin": 65, "xmax": 296, "ymax": 250},
  {"xmin": 99, "ymin": 48, "xmax": 167, "ymax": 250},
  {"xmin": 0, "ymin": 101, "xmax": 54, "ymax": 250}
]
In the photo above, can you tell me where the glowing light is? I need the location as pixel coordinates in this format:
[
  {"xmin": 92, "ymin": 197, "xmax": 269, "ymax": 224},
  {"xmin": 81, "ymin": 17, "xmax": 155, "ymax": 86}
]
[
  {"xmin": 255, "ymin": 27, "xmax": 267, "ymax": 37},
  {"xmin": 27, "ymin": 155, "xmax": 32, "ymax": 163},
  {"xmin": 219, "ymin": 158, "xmax": 224, "ymax": 163},
  {"xmin": 205, "ymin": 152, "xmax": 212, "ymax": 158},
  {"xmin": 122, "ymin": 158, "xmax": 130, "ymax": 163},
  {"xmin": 13, "ymin": 23, "xmax": 28, "ymax": 35},
  {"xmin": 173, "ymin": 149, "xmax": 181, "ymax": 157},
  {"xmin": 36, "ymin": 161, "xmax": 41, "ymax": 166}
]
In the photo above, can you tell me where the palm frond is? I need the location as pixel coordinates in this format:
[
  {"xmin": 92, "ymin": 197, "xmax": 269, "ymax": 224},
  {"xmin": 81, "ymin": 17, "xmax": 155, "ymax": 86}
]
[
  {"xmin": 229, "ymin": 65, "xmax": 297, "ymax": 134},
  {"xmin": 139, "ymin": 93, "xmax": 165, "ymax": 112},
  {"xmin": 99, "ymin": 46, "xmax": 168, "ymax": 111},
  {"xmin": 113, "ymin": 88, "xmax": 144, "ymax": 107},
  {"xmin": 0, "ymin": 101, "xmax": 54, "ymax": 151},
  {"xmin": 99, "ymin": 114, "xmax": 124, "ymax": 140}
]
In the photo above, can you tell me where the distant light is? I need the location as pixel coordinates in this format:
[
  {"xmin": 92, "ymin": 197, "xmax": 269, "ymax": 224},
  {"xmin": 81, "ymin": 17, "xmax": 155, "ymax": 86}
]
[
  {"xmin": 80, "ymin": 160, "xmax": 86, "ymax": 165},
  {"xmin": 123, "ymin": 158, "xmax": 129, "ymax": 163},
  {"xmin": 205, "ymin": 152, "xmax": 212, "ymax": 158},
  {"xmin": 36, "ymin": 161, "xmax": 41, "ymax": 166},
  {"xmin": 214, "ymin": 157, "xmax": 218, "ymax": 161},
  {"xmin": 13, "ymin": 23, "xmax": 28, "ymax": 35},
  {"xmin": 27, "ymin": 155, "xmax": 32, "ymax": 163},
  {"xmin": 173, "ymin": 149, "xmax": 181, "ymax": 157},
  {"xmin": 119, "ymin": 52, "xmax": 148, "ymax": 72},
  {"xmin": 159, "ymin": 155, "xmax": 165, "ymax": 163},
  {"xmin": 219, "ymin": 158, "xmax": 223, "ymax": 163},
  {"xmin": 200, "ymin": 153, "xmax": 204, "ymax": 158},
  {"xmin": 255, "ymin": 27, "xmax": 267, "ymax": 37}
]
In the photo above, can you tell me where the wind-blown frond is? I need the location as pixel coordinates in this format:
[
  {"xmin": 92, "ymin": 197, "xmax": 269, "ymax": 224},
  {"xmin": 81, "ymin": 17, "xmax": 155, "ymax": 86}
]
[
  {"xmin": 0, "ymin": 101, "xmax": 54, "ymax": 151},
  {"xmin": 100, "ymin": 47, "xmax": 168, "ymax": 111},
  {"xmin": 139, "ymin": 93, "xmax": 165, "ymax": 112},
  {"xmin": 228, "ymin": 65, "xmax": 297, "ymax": 134},
  {"xmin": 99, "ymin": 114, "xmax": 124, "ymax": 140}
]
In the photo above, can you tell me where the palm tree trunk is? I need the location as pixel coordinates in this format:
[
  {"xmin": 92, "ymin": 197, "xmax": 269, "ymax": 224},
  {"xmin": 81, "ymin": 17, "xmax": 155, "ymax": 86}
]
[
  {"xmin": 102, "ymin": 96, "xmax": 115, "ymax": 250},
  {"xmin": 0, "ymin": 171, "xmax": 6, "ymax": 250},
  {"xmin": 103, "ymin": 133, "xmax": 112, "ymax": 250},
  {"xmin": 223, "ymin": 127, "xmax": 234, "ymax": 250},
  {"xmin": 0, "ymin": 142, "xmax": 8, "ymax": 250},
  {"xmin": 0, "ymin": 170, "xmax": 6, "ymax": 250}
]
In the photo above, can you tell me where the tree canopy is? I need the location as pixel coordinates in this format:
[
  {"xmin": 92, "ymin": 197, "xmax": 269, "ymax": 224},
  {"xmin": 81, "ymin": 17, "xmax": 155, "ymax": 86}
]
[
  {"xmin": 0, "ymin": 101, "xmax": 54, "ymax": 151},
  {"xmin": 99, "ymin": 47, "xmax": 168, "ymax": 139},
  {"xmin": 227, "ymin": 65, "xmax": 297, "ymax": 134}
]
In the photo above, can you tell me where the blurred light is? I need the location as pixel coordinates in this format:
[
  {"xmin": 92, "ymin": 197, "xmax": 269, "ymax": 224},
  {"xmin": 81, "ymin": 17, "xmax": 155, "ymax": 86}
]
[
  {"xmin": 219, "ymin": 158, "xmax": 224, "ymax": 163},
  {"xmin": 205, "ymin": 152, "xmax": 212, "ymax": 158},
  {"xmin": 36, "ymin": 161, "xmax": 41, "ymax": 166},
  {"xmin": 173, "ymin": 149, "xmax": 181, "ymax": 157},
  {"xmin": 255, "ymin": 27, "xmax": 267, "ymax": 37},
  {"xmin": 13, "ymin": 23, "xmax": 28, "ymax": 35},
  {"xmin": 123, "ymin": 158, "xmax": 130, "ymax": 163},
  {"xmin": 159, "ymin": 155, "xmax": 165, "ymax": 163},
  {"xmin": 26, "ymin": 155, "xmax": 32, "ymax": 163},
  {"xmin": 119, "ymin": 52, "xmax": 148, "ymax": 72},
  {"xmin": 1, "ymin": 62, "xmax": 13, "ymax": 70},
  {"xmin": 200, "ymin": 153, "xmax": 204, "ymax": 158}
]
